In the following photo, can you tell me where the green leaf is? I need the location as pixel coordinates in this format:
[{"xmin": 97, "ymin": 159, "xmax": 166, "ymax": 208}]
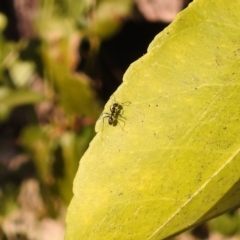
[
  {"xmin": 209, "ymin": 212, "xmax": 240, "ymax": 236},
  {"xmin": 89, "ymin": 0, "xmax": 134, "ymax": 38},
  {"xmin": 20, "ymin": 125, "xmax": 56, "ymax": 182},
  {"xmin": 41, "ymin": 39, "xmax": 101, "ymax": 118},
  {"xmin": 0, "ymin": 13, "xmax": 7, "ymax": 32},
  {"xmin": 0, "ymin": 88, "xmax": 44, "ymax": 121},
  {"xmin": 65, "ymin": 0, "xmax": 240, "ymax": 239},
  {"xmin": 9, "ymin": 60, "xmax": 35, "ymax": 87}
]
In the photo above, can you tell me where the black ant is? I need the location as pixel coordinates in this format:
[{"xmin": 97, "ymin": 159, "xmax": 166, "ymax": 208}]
[{"xmin": 101, "ymin": 101, "xmax": 131, "ymax": 127}]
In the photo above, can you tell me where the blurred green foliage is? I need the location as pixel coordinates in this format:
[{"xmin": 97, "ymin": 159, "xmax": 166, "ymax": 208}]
[
  {"xmin": 0, "ymin": 0, "xmax": 133, "ymax": 227},
  {"xmin": 209, "ymin": 210, "xmax": 240, "ymax": 237}
]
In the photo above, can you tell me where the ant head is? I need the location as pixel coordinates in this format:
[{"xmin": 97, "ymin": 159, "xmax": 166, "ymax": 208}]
[
  {"xmin": 110, "ymin": 103, "xmax": 118, "ymax": 112},
  {"xmin": 112, "ymin": 103, "xmax": 118, "ymax": 107}
]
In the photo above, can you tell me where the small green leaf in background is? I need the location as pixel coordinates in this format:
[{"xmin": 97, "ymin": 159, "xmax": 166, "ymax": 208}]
[
  {"xmin": 20, "ymin": 124, "xmax": 95, "ymax": 205},
  {"xmin": 20, "ymin": 125, "xmax": 56, "ymax": 183},
  {"xmin": 89, "ymin": 0, "xmax": 134, "ymax": 38},
  {"xmin": 0, "ymin": 13, "xmax": 7, "ymax": 32},
  {"xmin": 41, "ymin": 29, "xmax": 102, "ymax": 119},
  {"xmin": 209, "ymin": 211, "xmax": 240, "ymax": 236},
  {"xmin": 9, "ymin": 61, "xmax": 35, "ymax": 87},
  {"xmin": 0, "ymin": 88, "xmax": 44, "ymax": 121},
  {"xmin": 65, "ymin": 0, "xmax": 240, "ymax": 239},
  {"xmin": 44, "ymin": 60, "xmax": 101, "ymax": 118}
]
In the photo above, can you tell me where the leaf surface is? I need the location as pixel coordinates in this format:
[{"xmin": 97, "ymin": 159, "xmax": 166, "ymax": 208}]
[{"xmin": 65, "ymin": 0, "xmax": 240, "ymax": 239}]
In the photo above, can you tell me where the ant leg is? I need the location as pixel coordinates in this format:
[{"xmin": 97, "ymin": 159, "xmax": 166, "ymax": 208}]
[
  {"xmin": 100, "ymin": 115, "xmax": 110, "ymax": 132},
  {"xmin": 102, "ymin": 114, "xmax": 110, "ymax": 124},
  {"xmin": 117, "ymin": 118, "xmax": 126, "ymax": 130},
  {"xmin": 121, "ymin": 101, "xmax": 131, "ymax": 106},
  {"xmin": 118, "ymin": 110, "xmax": 126, "ymax": 119},
  {"xmin": 110, "ymin": 95, "xmax": 131, "ymax": 106}
]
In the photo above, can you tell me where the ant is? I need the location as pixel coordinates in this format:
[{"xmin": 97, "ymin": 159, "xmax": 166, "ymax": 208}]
[{"xmin": 101, "ymin": 101, "xmax": 131, "ymax": 127}]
